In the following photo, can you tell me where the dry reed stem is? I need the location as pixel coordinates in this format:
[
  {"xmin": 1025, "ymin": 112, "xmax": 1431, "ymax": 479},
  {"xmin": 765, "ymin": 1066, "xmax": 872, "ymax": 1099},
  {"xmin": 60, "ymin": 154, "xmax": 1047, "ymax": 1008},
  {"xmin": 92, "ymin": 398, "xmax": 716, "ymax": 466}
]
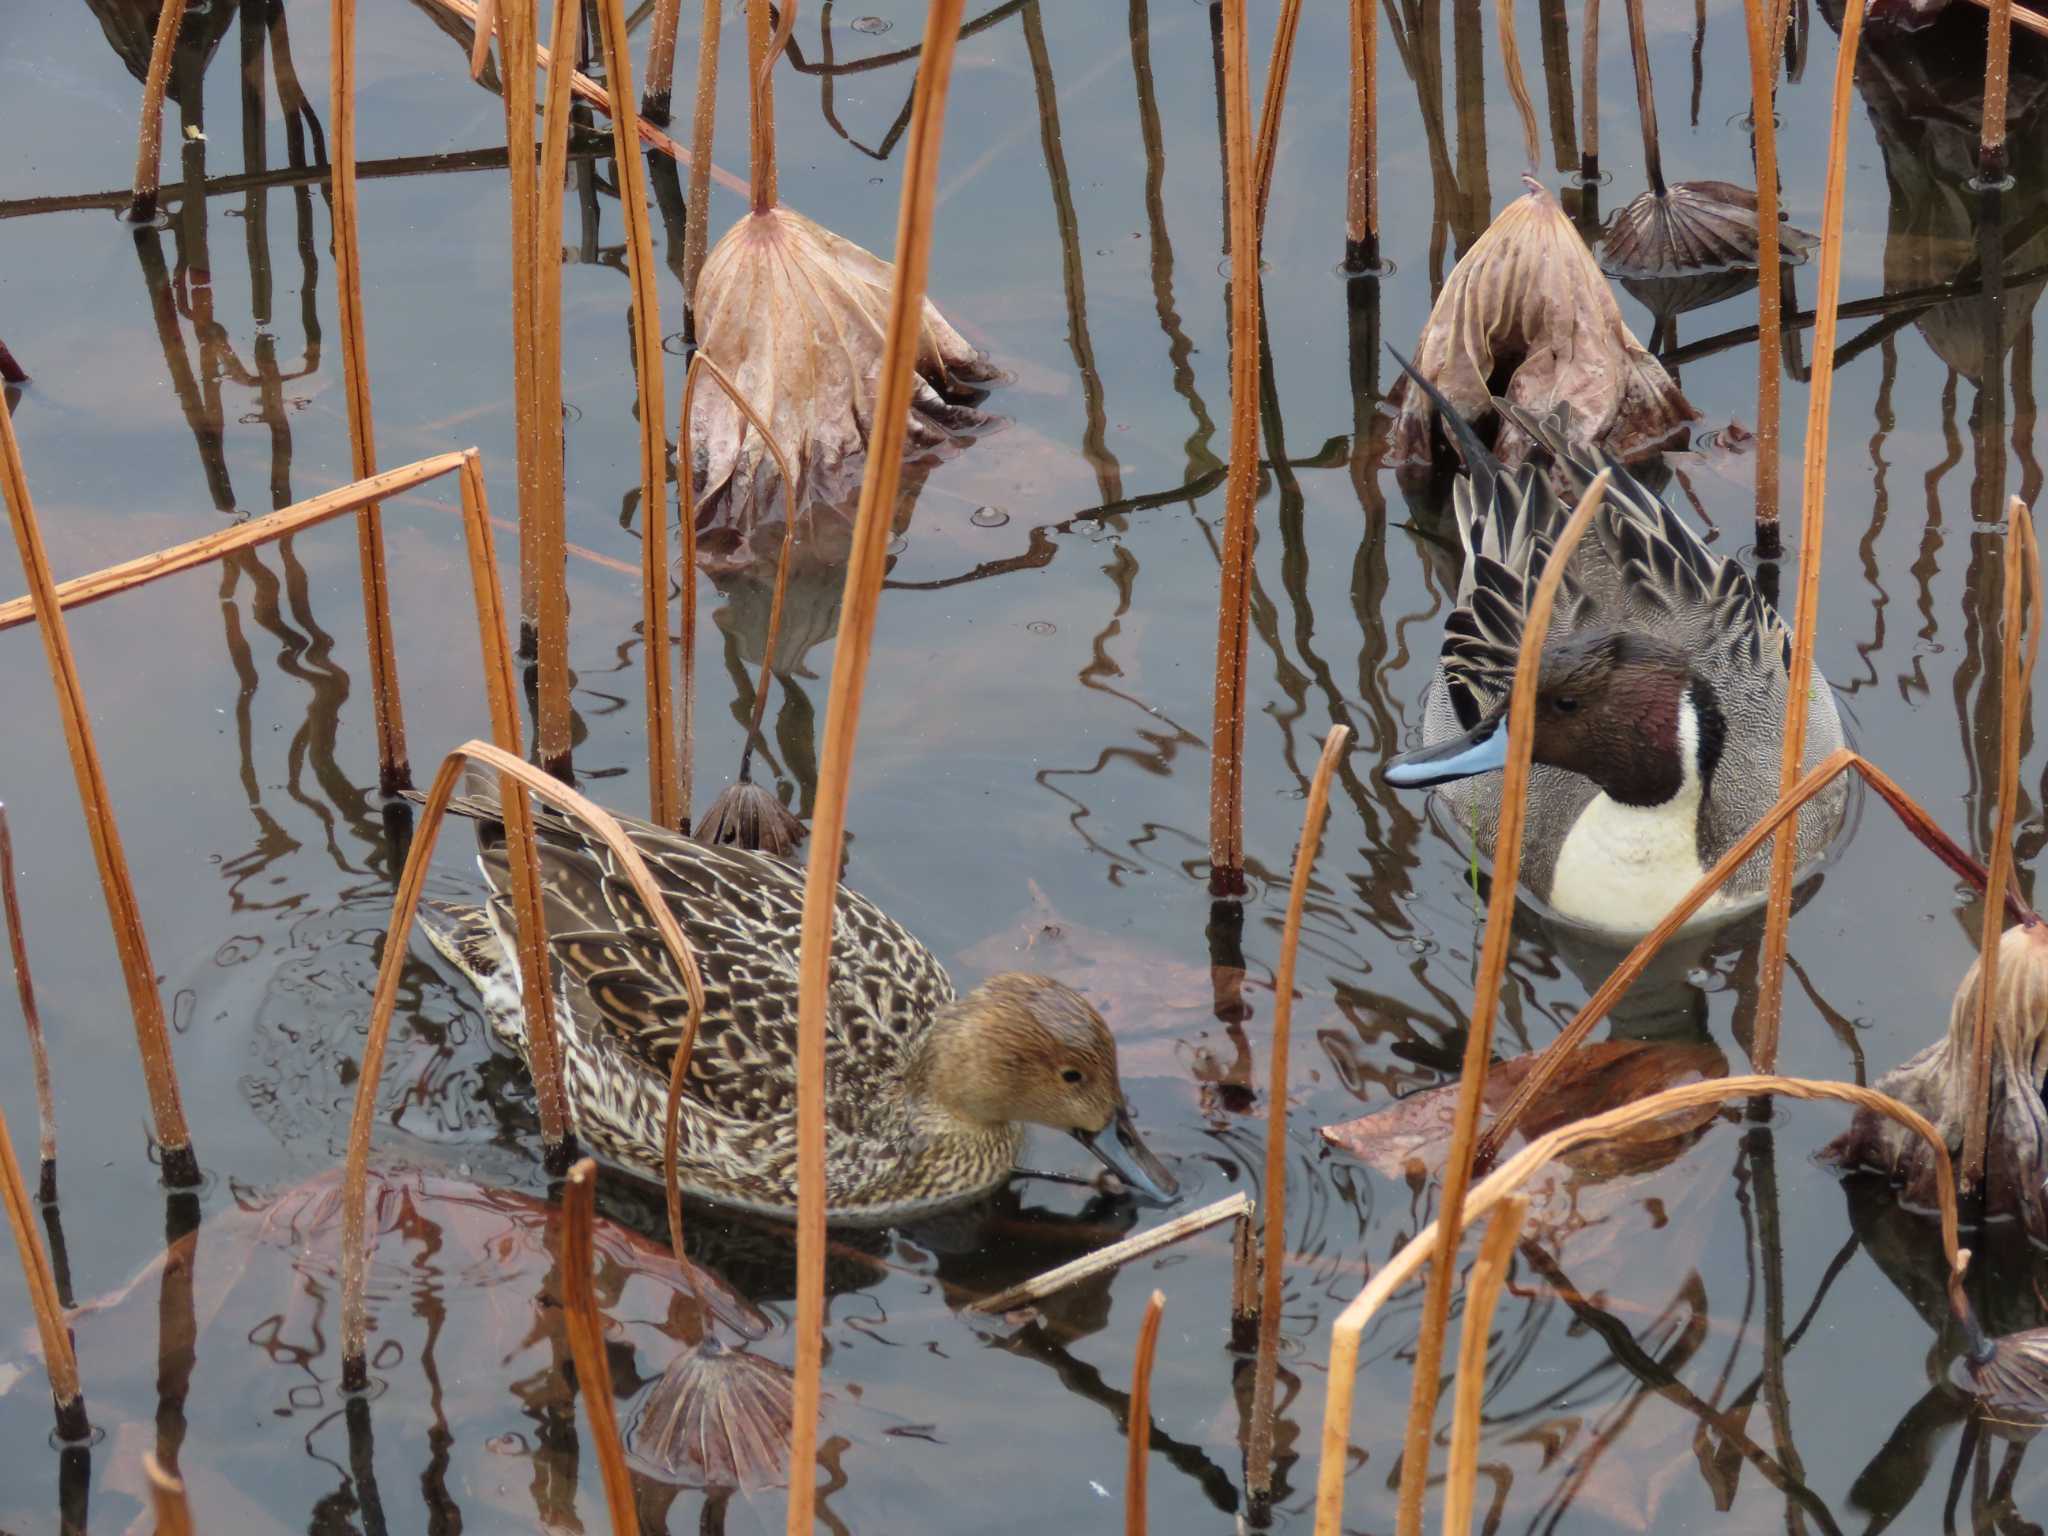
[
  {"xmin": 1126, "ymin": 1290, "xmax": 1167, "ymax": 1536},
  {"xmin": 501, "ymin": 0, "xmax": 544, "ymax": 651},
  {"xmin": 339, "ymin": 739, "xmax": 707, "ymax": 1385},
  {"xmin": 531, "ymin": 0, "xmax": 579, "ymax": 775},
  {"xmin": 968, "ymin": 1194, "xmax": 1253, "ymax": 1314},
  {"xmin": 684, "ymin": 0, "xmax": 726, "ymax": 312},
  {"xmin": 0, "ymin": 378, "xmax": 194, "ymax": 1184},
  {"xmin": 1580, "ymin": 0, "xmax": 1600, "ymax": 182},
  {"xmin": 1985, "ymin": 0, "xmax": 2015, "ymax": 179},
  {"xmin": 1439, "ymin": 1197, "xmax": 1527, "ymax": 1536},
  {"xmin": 1742, "ymin": 0, "xmax": 1786, "ymax": 549},
  {"xmin": 1247, "ymin": 724, "xmax": 1349, "ymax": 1501},
  {"xmin": 1207, "ymin": 0, "xmax": 1262, "ymax": 890},
  {"xmin": 789, "ymin": 3, "xmax": 967, "ymax": 1527},
  {"xmin": 594, "ymin": 0, "xmax": 681, "ymax": 827},
  {"xmin": 332, "ymin": 0, "xmax": 413, "ymax": 794},
  {"xmin": 0, "ymin": 806, "xmax": 55, "ymax": 1199},
  {"xmin": 1493, "ymin": 0, "xmax": 1542, "ymax": 171},
  {"xmin": 1251, "ymin": 0, "xmax": 1306, "ymax": 236},
  {"xmin": 1313, "ymin": 1074, "xmax": 1966, "ymax": 1536},
  {"xmin": 1752, "ymin": 0, "xmax": 1866, "ymax": 1069},
  {"xmin": 1391, "ymin": 472, "xmax": 1612, "ymax": 1536},
  {"xmin": 0, "ymin": 1096, "xmax": 83, "ymax": 1439},
  {"xmin": 747, "ymin": 0, "xmax": 784, "ymax": 214},
  {"xmin": 469, "ymin": 0, "xmax": 499, "ymax": 78},
  {"xmin": 1962, "ymin": 0, "xmax": 2048, "ymax": 38},
  {"xmin": 1347, "ymin": 0, "xmax": 1378, "ymax": 254},
  {"xmin": 644, "ymin": 0, "xmax": 685, "ymax": 118},
  {"xmin": 427, "ymin": 0, "xmax": 750, "ymax": 192},
  {"xmin": 563, "ymin": 1160, "xmax": 637, "ymax": 1534},
  {"xmin": 1473, "ymin": 745, "xmax": 2035, "ymax": 1165},
  {"xmin": 1962, "ymin": 503, "xmax": 2040, "ymax": 1191},
  {"xmin": 126, "ymin": 0, "xmax": 186, "ymax": 223},
  {"xmin": 144, "ymin": 1453, "xmax": 192, "ymax": 1536}
]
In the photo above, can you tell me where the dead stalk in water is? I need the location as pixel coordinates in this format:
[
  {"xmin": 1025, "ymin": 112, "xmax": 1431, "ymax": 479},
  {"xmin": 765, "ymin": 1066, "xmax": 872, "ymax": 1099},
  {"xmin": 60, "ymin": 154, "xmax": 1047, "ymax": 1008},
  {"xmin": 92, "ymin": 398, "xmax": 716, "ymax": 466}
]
[
  {"xmin": 1493, "ymin": 0, "xmax": 1542, "ymax": 170},
  {"xmin": 595, "ymin": 0, "xmax": 681, "ymax": 826},
  {"xmin": 1208, "ymin": 0, "xmax": 1261, "ymax": 891},
  {"xmin": 332, "ymin": 0, "xmax": 413, "ymax": 794},
  {"xmin": 0, "ymin": 807, "xmax": 55, "ymax": 1202},
  {"xmin": 1742, "ymin": 0, "xmax": 1786, "ymax": 553},
  {"xmin": 0, "ymin": 1096, "xmax": 83, "ymax": 1440},
  {"xmin": 1962, "ymin": 0, "xmax": 2048, "ymax": 38},
  {"xmin": 1962, "ymin": 504, "xmax": 2040, "ymax": 1192},
  {"xmin": 747, "ymin": 0, "xmax": 786, "ymax": 214},
  {"xmin": 1580, "ymin": 0, "xmax": 1600, "ymax": 184},
  {"xmin": 1984, "ymin": 0, "xmax": 2015, "ymax": 181},
  {"xmin": 1314, "ymin": 1075, "xmax": 1968, "ymax": 1536},
  {"xmin": 1473, "ymin": 745, "xmax": 2037, "ymax": 1165},
  {"xmin": 1753, "ymin": 0, "xmax": 1866, "ymax": 1067},
  {"xmin": 0, "ymin": 382, "xmax": 195, "ymax": 1185},
  {"xmin": 790, "ymin": 4, "xmax": 966, "ymax": 1528},
  {"xmin": 1126, "ymin": 1290, "xmax": 1167, "ymax": 1536},
  {"xmin": 1347, "ymin": 0, "xmax": 1377, "ymax": 261},
  {"xmin": 126, "ymin": 0, "xmax": 186, "ymax": 223},
  {"xmin": 531, "ymin": 0, "xmax": 579, "ymax": 775},
  {"xmin": 644, "ymin": 0, "xmax": 685, "ymax": 120},
  {"xmin": 1251, "ymin": 0, "xmax": 1306, "ymax": 235},
  {"xmin": 339, "ymin": 740, "xmax": 706, "ymax": 1387},
  {"xmin": 1247, "ymin": 725, "xmax": 1349, "ymax": 1504},
  {"xmin": 1440, "ymin": 1198, "xmax": 1527, "ymax": 1536},
  {"xmin": 144, "ymin": 1453, "xmax": 192, "ymax": 1536},
  {"xmin": 684, "ymin": 0, "xmax": 726, "ymax": 315},
  {"xmin": 970, "ymin": 1193, "xmax": 1253, "ymax": 1314},
  {"xmin": 563, "ymin": 1160, "xmax": 637, "ymax": 1534},
  {"xmin": 1230, "ymin": 1208, "xmax": 1260, "ymax": 1349},
  {"xmin": 1391, "ymin": 472, "xmax": 1611, "ymax": 1536}
]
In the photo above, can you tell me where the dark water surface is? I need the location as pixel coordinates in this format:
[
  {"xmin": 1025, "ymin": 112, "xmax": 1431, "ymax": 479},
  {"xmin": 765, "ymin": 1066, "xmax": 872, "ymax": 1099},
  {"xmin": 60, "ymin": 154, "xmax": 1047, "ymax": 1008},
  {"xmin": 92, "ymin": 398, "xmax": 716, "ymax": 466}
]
[{"xmin": 3, "ymin": 0, "xmax": 2046, "ymax": 1531}]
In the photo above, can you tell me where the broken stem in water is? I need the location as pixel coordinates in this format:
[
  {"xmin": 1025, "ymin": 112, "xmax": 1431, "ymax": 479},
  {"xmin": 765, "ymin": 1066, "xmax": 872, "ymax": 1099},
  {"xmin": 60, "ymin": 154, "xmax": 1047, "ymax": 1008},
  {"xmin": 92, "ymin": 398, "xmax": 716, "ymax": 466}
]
[
  {"xmin": 0, "ymin": 807, "xmax": 54, "ymax": 1202},
  {"xmin": 1753, "ymin": 0, "xmax": 1867, "ymax": 1069},
  {"xmin": 1440, "ymin": 1198, "xmax": 1528, "ymax": 1536},
  {"xmin": 0, "ymin": 1095, "xmax": 83, "ymax": 1441},
  {"xmin": 533, "ymin": 0, "xmax": 579, "ymax": 778},
  {"xmin": 1126, "ymin": 1290, "xmax": 1167, "ymax": 1536},
  {"xmin": 563, "ymin": 1161, "xmax": 637, "ymax": 1535},
  {"xmin": 1984, "ymin": 0, "xmax": 2015, "ymax": 181},
  {"xmin": 644, "ymin": 0, "xmax": 684, "ymax": 120},
  {"xmin": 1742, "ymin": 0, "xmax": 1787, "ymax": 554},
  {"xmin": 1622, "ymin": 0, "xmax": 1665, "ymax": 194},
  {"xmin": 1580, "ymin": 0, "xmax": 1600, "ymax": 184},
  {"xmin": 126, "ymin": 0, "xmax": 187, "ymax": 223}
]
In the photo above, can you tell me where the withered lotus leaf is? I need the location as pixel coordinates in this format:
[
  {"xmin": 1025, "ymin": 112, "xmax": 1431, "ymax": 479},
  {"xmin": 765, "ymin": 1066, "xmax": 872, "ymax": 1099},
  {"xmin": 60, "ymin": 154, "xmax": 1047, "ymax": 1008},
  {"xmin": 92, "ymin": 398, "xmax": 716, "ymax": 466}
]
[
  {"xmin": 1599, "ymin": 180, "xmax": 1818, "ymax": 279},
  {"xmin": 1384, "ymin": 177, "xmax": 1698, "ymax": 468},
  {"xmin": 689, "ymin": 207, "xmax": 1000, "ymax": 559},
  {"xmin": 1822, "ymin": 923, "xmax": 2048, "ymax": 1238}
]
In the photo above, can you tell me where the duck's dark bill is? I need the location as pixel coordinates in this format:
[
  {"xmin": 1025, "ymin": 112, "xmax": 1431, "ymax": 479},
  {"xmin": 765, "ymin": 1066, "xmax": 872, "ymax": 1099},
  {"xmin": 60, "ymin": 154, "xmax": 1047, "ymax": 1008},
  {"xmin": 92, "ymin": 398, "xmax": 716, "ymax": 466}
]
[
  {"xmin": 1073, "ymin": 1106, "xmax": 1179, "ymax": 1206},
  {"xmin": 1384, "ymin": 713, "xmax": 1509, "ymax": 788}
]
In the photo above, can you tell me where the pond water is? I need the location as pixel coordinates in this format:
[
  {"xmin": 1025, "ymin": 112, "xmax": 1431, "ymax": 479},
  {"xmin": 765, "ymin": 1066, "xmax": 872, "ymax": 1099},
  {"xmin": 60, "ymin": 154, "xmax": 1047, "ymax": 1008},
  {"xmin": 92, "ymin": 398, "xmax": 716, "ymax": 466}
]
[{"xmin": 2, "ymin": 0, "xmax": 2046, "ymax": 1531}]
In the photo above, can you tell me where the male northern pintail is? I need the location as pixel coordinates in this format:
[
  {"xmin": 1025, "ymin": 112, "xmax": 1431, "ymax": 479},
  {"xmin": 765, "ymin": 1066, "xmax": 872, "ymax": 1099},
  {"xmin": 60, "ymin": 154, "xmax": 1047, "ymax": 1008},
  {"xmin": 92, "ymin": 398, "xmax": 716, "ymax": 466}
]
[
  {"xmin": 1382, "ymin": 370, "xmax": 1847, "ymax": 935},
  {"xmin": 419, "ymin": 786, "xmax": 1178, "ymax": 1222}
]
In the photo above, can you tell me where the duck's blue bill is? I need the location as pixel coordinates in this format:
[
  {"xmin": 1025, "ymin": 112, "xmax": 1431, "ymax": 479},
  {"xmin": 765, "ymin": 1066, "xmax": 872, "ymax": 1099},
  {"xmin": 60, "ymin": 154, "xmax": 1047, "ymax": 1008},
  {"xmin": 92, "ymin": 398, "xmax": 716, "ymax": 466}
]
[
  {"xmin": 1073, "ymin": 1106, "xmax": 1180, "ymax": 1206},
  {"xmin": 1384, "ymin": 715, "xmax": 1510, "ymax": 788}
]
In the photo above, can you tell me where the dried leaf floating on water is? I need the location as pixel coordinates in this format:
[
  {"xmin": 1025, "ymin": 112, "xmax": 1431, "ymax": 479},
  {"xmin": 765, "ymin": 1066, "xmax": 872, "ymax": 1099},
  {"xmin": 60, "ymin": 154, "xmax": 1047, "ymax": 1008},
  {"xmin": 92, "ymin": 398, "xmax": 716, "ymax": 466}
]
[
  {"xmin": 688, "ymin": 207, "xmax": 1000, "ymax": 555},
  {"xmin": 626, "ymin": 1336, "xmax": 797, "ymax": 1491},
  {"xmin": 1821, "ymin": 924, "xmax": 2048, "ymax": 1238},
  {"xmin": 1600, "ymin": 179, "xmax": 1819, "ymax": 279},
  {"xmin": 1383, "ymin": 177, "xmax": 1699, "ymax": 468}
]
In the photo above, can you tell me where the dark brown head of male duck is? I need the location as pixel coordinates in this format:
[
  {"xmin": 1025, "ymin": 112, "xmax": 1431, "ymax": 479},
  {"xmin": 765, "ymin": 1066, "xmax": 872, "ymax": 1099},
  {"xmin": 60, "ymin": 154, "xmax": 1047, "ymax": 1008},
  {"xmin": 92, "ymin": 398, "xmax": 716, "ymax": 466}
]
[{"xmin": 1387, "ymin": 630, "xmax": 1728, "ymax": 808}]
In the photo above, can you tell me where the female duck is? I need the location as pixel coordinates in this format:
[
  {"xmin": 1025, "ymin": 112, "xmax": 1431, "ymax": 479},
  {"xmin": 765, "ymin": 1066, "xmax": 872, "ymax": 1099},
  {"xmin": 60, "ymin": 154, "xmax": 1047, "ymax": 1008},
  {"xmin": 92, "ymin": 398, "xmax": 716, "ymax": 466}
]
[
  {"xmin": 421, "ymin": 790, "xmax": 1178, "ymax": 1222},
  {"xmin": 1383, "ymin": 375, "xmax": 1847, "ymax": 935}
]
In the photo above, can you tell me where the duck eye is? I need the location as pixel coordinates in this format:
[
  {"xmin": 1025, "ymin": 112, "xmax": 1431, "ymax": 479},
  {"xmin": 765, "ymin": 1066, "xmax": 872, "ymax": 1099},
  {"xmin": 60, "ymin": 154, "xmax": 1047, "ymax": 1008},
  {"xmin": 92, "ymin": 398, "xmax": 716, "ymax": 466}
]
[
  {"xmin": 1061, "ymin": 1067, "xmax": 1085, "ymax": 1086},
  {"xmin": 1554, "ymin": 697, "xmax": 1579, "ymax": 714}
]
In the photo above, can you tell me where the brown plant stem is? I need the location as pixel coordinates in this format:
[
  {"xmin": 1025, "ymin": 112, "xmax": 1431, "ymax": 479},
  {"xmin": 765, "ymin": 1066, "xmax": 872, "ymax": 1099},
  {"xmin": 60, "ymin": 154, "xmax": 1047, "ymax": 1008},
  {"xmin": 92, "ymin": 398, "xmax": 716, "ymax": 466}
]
[
  {"xmin": 1392, "ymin": 471, "xmax": 1612, "ymax": 1536},
  {"xmin": 1621, "ymin": 0, "xmax": 1665, "ymax": 194},
  {"xmin": 1126, "ymin": 1289, "xmax": 1167, "ymax": 1536},
  {"xmin": 1580, "ymin": 0, "xmax": 1600, "ymax": 183},
  {"xmin": 1313, "ymin": 1074, "xmax": 1968, "ymax": 1536},
  {"xmin": 1440, "ymin": 1197, "xmax": 1527, "ymax": 1536},
  {"xmin": 1247, "ymin": 724, "xmax": 1349, "ymax": 1504},
  {"xmin": 1984, "ymin": 0, "xmax": 2015, "ymax": 181},
  {"xmin": 968, "ymin": 1193, "xmax": 1253, "ymax": 1313},
  {"xmin": 1347, "ymin": 0, "xmax": 1378, "ymax": 262},
  {"xmin": 332, "ymin": 0, "xmax": 413, "ymax": 794},
  {"xmin": 0, "ymin": 807, "xmax": 55, "ymax": 1201},
  {"xmin": 684, "ymin": 0, "xmax": 726, "ymax": 317},
  {"xmin": 0, "ymin": 375, "xmax": 195, "ymax": 1185},
  {"xmin": 1251, "ymin": 0, "xmax": 1306, "ymax": 236},
  {"xmin": 469, "ymin": 0, "xmax": 499, "ymax": 77},
  {"xmin": 1473, "ymin": 746, "xmax": 2035, "ymax": 1167},
  {"xmin": 533, "ymin": 0, "xmax": 578, "ymax": 777},
  {"xmin": 144, "ymin": 1452, "xmax": 192, "ymax": 1536},
  {"xmin": 595, "ymin": 0, "xmax": 681, "ymax": 826},
  {"xmin": 1752, "ymin": 0, "xmax": 1866, "ymax": 1069},
  {"xmin": 747, "ymin": 0, "xmax": 784, "ymax": 214},
  {"xmin": 562, "ymin": 1160, "xmax": 637, "ymax": 1534},
  {"xmin": 1207, "ymin": 0, "xmax": 1262, "ymax": 891},
  {"xmin": 500, "ymin": 0, "xmax": 544, "ymax": 659},
  {"xmin": 339, "ymin": 739, "xmax": 704, "ymax": 1385},
  {"xmin": 0, "ymin": 1095, "xmax": 83, "ymax": 1440},
  {"xmin": 1743, "ymin": 0, "xmax": 1786, "ymax": 554},
  {"xmin": 788, "ymin": 4, "xmax": 966, "ymax": 1529},
  {"xmin": 1961, "ymin": 504, "xmax": 2040, "ymax": 1192},
  {"xmin": 1962, "ymin": 0, "xmax": 2048, "ymax": 38},
  {"xmin": 644, "ymin": 0, "xmax": 685, "ymax": 120},
  {"xmin": 126, "ymin": 0, "xmax": 187, "ymax": 223},
  {"xmin": 1494, "ymin": 0, "xmax": 1542, "ymax": 171}
]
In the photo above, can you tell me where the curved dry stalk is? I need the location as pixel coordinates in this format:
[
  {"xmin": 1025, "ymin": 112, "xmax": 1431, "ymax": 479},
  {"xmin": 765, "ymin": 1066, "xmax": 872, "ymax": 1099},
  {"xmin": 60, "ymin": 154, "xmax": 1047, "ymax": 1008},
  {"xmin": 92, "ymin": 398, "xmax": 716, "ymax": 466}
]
[
  {"xmin": 746, "ymin": 0, "xmax": 795, "ymax": 215},
  {"xmin": 1753, "ymin": 0, "xmax": 1867, "ymax": 1066},
  {"xmin": 0, "ymin": 806, "xmax": 55, "ymax": 1200},
  {"xmin": 1493, "ymin": 0, "xmax": 1542, "ymax": 171},
  {"xmin": 1126, "ymin": 1289, "xmax": 1167, "ymax": 1536},
  {"xmin": 0, "ymin": 1096, "xmax": 83, "ymax": 1440},
  {"xmin": 1962, "ymin": 504, "xmax": 2040, "ymax": 1191},
  {"xmin": 468, "ymin": 0, "xmax": 499, "ymax": 77},
  {"xmin": 338, "ymin": 740, "xmax": 708, "ymax": 1386},
  {"xmin": 1741, "ymin": 0, "xmax": 1786, "ymax": 551},
  {"xmin": 332, "ymin": 0, "xmax": 412, "ymax": 794},
  {"xmin": 684, "ymin": 0, "xmax": 726, "ymax": 314},
  {"xmin": 144, "ymin": 1452, "xmax": 192, "ymax": 1536},
  {"xmin": 1248, "ymin": 724, "xmax": 1349, "ymax": 1505},
  {"xmin": 1313, "ymin": 1074, "xmax": 1967, "ymax": 1536},
  {"xmin": 788, "ymin": 4, "xmax": 967, "ymax": 1529},
  {"xmin": 563, "ymin": 1161, "xmax": 637, "ymax": 1534},
  {"xmin": 1208, "ymin": 0, "xmax": 1262, "ymax": 891},
  {"xmin": 1440, "ymin": 1198, "xmax": 1527, "ymax": 1536},
  {"xmin": 0, "ymin": 358, "xmax": 195, "ymax": 1185},
  {"xmin": 126, "ymin": 0, "xmax": 187, "ymax": 223},
  {"xmin": 594, "ymin": 0, "xmax": 680, "ymax": 827},
  {"xmin": 1251, "ymin": 0, "xmax": 1307, "ymax": 236},
  {"xmin": 532, "ymin": 0, "xmax": 580, "ymax": 776},
  {"xmin": 1346, "ymin": 0, "xmax": 1378, "ymax": 259},
  {"xmin": 1391, "ymin": 471, "xmax": 1611, "ymax": 1536}
]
